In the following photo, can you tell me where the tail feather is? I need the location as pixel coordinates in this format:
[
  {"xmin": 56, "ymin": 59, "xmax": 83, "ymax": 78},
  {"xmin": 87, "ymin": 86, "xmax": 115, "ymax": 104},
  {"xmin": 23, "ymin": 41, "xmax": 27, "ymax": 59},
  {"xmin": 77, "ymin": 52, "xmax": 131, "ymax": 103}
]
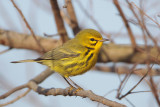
[{"xmin": 11, "ymin": 59, "xmax": 38, "ymax": 63}]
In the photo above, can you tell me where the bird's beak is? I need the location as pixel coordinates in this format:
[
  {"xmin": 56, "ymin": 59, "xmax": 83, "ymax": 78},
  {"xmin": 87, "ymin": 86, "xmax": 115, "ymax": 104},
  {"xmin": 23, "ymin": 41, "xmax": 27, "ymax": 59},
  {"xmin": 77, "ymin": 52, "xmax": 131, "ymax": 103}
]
[{"xmin": 99, "ymin": 38, "xmax": 109, "ymax": 42}]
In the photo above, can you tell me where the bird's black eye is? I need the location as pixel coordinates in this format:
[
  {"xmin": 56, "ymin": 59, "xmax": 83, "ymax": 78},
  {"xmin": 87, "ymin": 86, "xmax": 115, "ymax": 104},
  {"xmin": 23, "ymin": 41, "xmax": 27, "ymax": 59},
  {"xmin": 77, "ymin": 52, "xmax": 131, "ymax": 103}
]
[{"xmin": 90, "ymin": 38, "xmax": 95, "ymax": 41}]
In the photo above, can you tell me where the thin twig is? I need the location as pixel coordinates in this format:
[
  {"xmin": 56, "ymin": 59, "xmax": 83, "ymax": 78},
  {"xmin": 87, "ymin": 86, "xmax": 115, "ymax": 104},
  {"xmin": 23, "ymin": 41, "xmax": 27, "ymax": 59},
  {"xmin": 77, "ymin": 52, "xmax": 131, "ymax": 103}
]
[
  {"xmin": 97, "ymin": 89, "xmax": 117, "ymax": 107},
  {"xmin": 113, "ymin": 0, "xmax": 136, "ymax": 49},
  {"xmin": 76, "ymin": 0, "xmax": 110, "ymax": 38},
  {"xmin": 131, "ymin": 2, "xmax": 159, "ymax": 52},
  {"xmin": 131, "ymin": 2, "xmax": 160, "ymax": 28},
  {"xmin": 150, "ymin": 76, "xmax": 160, "ymax": 105},
  {"xmin": 126, "ymin": 0, "xmax": 147, "ymax": 48},
  {"xmin": 44, "ymin": 33, "xmax": 60, "ymax": 37},
  {"xmin": 116, "ymin": 64, "xmax": 137, "ymax": 99},
  {"xmin": 10, "ymin": 0, "xmax": 45, "ymax": 53},
  {"xmin": 149, "ymin": 62, "xmax": 160, "ymax": 105},
  {"xmin": 0, "ymin": 47, "xmax": 12, "ymax": 55},
  {"xmin": 117, "ymin": 64, "xmax": 154, "ymax": 100},
  {"xmin": 125, "ymin": 98, "xmax": 135, "ymax": 107}
]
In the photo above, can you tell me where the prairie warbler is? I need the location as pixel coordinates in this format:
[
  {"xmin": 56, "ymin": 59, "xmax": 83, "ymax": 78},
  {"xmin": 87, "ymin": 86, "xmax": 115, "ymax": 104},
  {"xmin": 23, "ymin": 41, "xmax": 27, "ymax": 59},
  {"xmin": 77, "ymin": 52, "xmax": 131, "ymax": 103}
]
[{"xmin": 12, "ymin": 29, "xmax": 109, "ymax": 89}]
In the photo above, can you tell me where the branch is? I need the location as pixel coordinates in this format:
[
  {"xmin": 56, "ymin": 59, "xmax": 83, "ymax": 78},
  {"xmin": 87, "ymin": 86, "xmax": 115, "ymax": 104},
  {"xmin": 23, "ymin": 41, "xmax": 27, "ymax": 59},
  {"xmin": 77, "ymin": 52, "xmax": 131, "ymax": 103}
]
[
  {"xmin": 0, "ymin": 69, "xmax": 126, "ymax": 107},
  {"xmin": 0, "ymin": 84, "xmax": 28, "ymax": 99},
  {"xmin": 0, "ymin": 29, "xmax": 160, "ymax": 64},
  {"xmin": 10, "ymin": 0, "xmax": 45, "ymax": 53},
  {"xmin": 131, "ymin": 2, "xmax": 160, "ymax": 28},
  {"xmin": 0, "ymin": 29, "xmax": 60, "ymax": 52},
  {"xmin": 150, "ymin": 76, "xmax": 160, "ymax": 105},
  {"xmin": 50, "ymin": 0, "xmax": 69, "ymax": 43},
  {"xmin": 130, "ymin": 2, "xmax": 160, "ymax": 51},
  {"xmin": 64, "ymin": 0, "xmax": 81, "ymax": 35},
  {"xmin": 0, "ymin": 47, "xmax": 12, "ymax": 55},
  {"xmin": 27, "ymin": 81, "xmax": 126, "ymax": 107},
  {"xmin": 93, "ymin": 65, "xmax": 160, "ymax": 76},
  {"xmin": 76, "ymin": 0, "xmax": 109, "ymax": 37},
  {"xmin": 113, "ymin": 0, "xmax": 136, "ymax": 49},
  {"xmin": 0, "ymin": 89, "xmax": 30, "ymax": 106}
]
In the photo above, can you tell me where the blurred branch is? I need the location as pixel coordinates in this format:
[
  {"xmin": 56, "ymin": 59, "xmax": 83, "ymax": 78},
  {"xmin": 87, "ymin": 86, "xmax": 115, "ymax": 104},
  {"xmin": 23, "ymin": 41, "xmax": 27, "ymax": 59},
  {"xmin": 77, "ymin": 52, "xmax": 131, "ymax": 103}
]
[
  {"xmin": 0, "ymin": 47, "xmax": 12, "ymax": 55},
  {"xmin": 113, "ymin": 0, "xmax": 136, "ymax": 49},
  {"xmin": 0, "ymin": 29, "xmax": 160, "ymax": 64},
  {"xmin": 0, "ymin": 29, "xmax": 61, "ymax": 53},
  {"xmin": 126, "ymin": 0, "xmax": 148, "ymax": 48},
  {"xmin": 150, "ymin": 76, "xmax": 160, "ymax": 105},
  {"xmin": 130, "ymin": 2, "xmax": 159, "ymax": 51},
  {"xmin": 0, "ymin": 89, "xmax": 30, "ymax": 106},
  {"xmin": 64, "ymin": 0, "xmax": 81, "ymax": 35},
  {"xmin": 50, "ymin": 0, "xmax": 69, "ymax": 43},
  {"xmin": 0, "ymin": 84, "xmax": 28, "ymax": 99},
  {"xmin": 116, "ymin": 64, "xmax": 153, "ymax": 100},
  {"xmin": 10, "ymin": 0, "xmax": 45, "ymax": 53},
  {"xmin": 93, "ymin": 65, "xmax": 160, "ymax": 76},
  {"xmin": 131, "ymin": 2, "xmax": 160, "ymax": 28},
  {"xmin": 76, "ymin": 0, "xmax": 110, "ymax": 38}
]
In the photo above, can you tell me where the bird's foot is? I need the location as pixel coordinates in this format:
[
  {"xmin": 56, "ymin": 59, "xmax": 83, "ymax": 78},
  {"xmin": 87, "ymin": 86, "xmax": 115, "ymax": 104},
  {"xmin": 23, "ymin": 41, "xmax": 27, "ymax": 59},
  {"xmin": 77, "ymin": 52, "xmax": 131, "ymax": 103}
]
[{"xmin": 68, "ymin": 86, "xmax": 84, "ymax": 95}]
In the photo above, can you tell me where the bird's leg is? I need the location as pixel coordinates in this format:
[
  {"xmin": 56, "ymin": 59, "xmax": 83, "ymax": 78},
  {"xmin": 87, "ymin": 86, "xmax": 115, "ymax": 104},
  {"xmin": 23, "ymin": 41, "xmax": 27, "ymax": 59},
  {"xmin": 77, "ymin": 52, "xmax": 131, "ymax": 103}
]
[
  {"xmin": 63, "ymin": 77, "xmax": 75, "ymax": 88},
  {"xmin": 63, "ymin": 77, "xmax": 77, "ymax": 95},
  {"xmin": 66, "ymin": 77, "xmax": 83, "ymax": 90}
]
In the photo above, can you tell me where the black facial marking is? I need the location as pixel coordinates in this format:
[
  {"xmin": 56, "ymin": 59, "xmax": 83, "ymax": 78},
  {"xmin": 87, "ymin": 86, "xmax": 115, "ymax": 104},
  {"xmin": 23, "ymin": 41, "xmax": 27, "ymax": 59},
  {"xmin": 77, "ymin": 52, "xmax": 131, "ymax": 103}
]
[
  {"xmin": 84, "ymin": 49, "xmax": 90, "ymax": 56},
  {"xmin": 86, "ymin": 53, "xmax": 94, "ymax": 62},
  {"xmin": 85, "ymin": 46, "xmax": 94, "ymax": 50}
]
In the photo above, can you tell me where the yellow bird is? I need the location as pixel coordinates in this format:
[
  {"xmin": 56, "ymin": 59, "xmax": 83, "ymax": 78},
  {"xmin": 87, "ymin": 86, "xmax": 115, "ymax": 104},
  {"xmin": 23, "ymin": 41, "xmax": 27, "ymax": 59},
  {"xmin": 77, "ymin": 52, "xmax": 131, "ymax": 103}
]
[{"xmin": 12, "ymin": 29, "xmax": 109, "ymax": 89}]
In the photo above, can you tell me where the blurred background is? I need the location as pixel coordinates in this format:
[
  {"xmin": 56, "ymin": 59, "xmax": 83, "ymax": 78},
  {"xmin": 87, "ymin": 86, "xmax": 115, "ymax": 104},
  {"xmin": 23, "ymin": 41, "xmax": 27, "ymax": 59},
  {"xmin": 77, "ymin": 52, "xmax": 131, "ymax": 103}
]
[{"xmin": 0, "ymin": 0, "xmax": 160, "ymax": 107}]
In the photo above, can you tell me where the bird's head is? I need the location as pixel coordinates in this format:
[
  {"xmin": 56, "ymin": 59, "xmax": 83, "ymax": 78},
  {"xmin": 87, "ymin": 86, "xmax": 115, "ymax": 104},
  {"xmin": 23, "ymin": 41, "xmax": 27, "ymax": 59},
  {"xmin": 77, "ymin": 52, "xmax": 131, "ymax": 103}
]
[{"xmin": 75, "ymin": 29, "xmax": 109, "ymax": 50}]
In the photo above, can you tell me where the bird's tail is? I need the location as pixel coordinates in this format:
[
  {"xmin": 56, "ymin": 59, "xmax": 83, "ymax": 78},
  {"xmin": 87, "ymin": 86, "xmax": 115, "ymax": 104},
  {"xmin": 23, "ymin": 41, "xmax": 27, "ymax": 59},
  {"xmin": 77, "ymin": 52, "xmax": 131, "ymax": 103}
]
[{"xmin": 11, "ymin": 59, "xmax": 38, "ymax": 63}]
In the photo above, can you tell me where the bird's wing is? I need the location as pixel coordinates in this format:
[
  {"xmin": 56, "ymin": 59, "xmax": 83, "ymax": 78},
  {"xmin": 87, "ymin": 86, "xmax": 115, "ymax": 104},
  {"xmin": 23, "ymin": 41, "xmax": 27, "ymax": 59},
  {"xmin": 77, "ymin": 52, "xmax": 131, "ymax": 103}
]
[{"xmin": 36, "ymin": 44, "xmax": 81, "ymax": 61}]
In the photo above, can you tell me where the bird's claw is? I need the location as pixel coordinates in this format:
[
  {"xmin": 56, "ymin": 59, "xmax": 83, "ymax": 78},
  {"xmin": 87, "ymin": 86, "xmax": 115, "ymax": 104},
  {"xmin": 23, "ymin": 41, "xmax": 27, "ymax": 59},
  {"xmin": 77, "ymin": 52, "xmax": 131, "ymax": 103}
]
[{"xmin": 68, "ymin": 86, "xmax": 84, "ymax": 96}]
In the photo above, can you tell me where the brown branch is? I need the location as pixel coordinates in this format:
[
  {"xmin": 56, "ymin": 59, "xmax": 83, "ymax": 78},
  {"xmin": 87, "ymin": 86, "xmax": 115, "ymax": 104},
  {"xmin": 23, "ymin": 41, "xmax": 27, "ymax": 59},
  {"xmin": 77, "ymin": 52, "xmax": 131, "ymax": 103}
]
[
  {"xmin": 117, "ymin": 64, "xmax": 153, "ymax": 100},
  {"xmin": 130, "ymin": 2, "xmax": 159, "ymax": 52},
  {"xmin": 113, "ymin": 0, "xmax": 136, "ymax": 49},
  {"xmin": 76, "ymin": 0, "xmax": 110, "ymax": 38},
  {"xmin": 150, "ymin": 76, "xmax": 160, "ymax": 106},
  {"xmin": 131, "ymin": 2, "xmax": 160, "ymax": 28},
  {"xmin": 0, "ymin": 89, "xmax": 30, "ymax": 106},
  {"xmin": 27, "ymin": 81, "xmax": 126, "ymax": 107},
  {"xmin": 0, "ymin": 29, "xmax": 160, "ymax": 64},
  {"xmin": 0, "ymin": 68, "xmax": 126, "ymax": 107},
  {"xmin": 126, "ymin": 0, "xmax": 148, "ymax": 52},
  {"xmin": 0, "ymin": 68, "xmax": 52, "ymax": 100},
  {"xmin": 116, "ymin": 64, "xmax": 137, "ymax": 99},
  {"xmin": 0, "ymin": 84, "xmax": 28, "ymax": 99},
  {"xmin": 50, "ymin": 0, "xmax": 69, "ymax": 43},
  {"xmin": 10, "ymin": 0, "xmax": 45, "ymax": 53},
  {"xmin": 0, "ymin": 29, "xmax": 60, "ymax": 52},
  {"xmin": 64, "ymin": 0, "xmax": 81, "ymax": 35},
  {"xmin": 30, "ymin": 68, "xmax": 54, "ymax": 84},
  {"xmin": 94, "ymin": 65, "xmax": 160, "ymax": 76},
  {"xmin": 0, "ymin": 47, "xmax": 12, "ymax": 55}
]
